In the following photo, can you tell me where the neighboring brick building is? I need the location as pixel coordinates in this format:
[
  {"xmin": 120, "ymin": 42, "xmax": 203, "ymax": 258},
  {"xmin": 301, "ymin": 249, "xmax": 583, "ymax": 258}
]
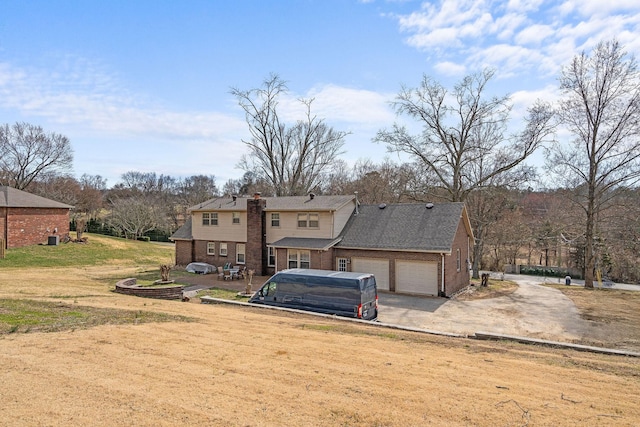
[
  {"xmin": 171, "ymin": 193, "xmax": 473, "ymax": 297},
  {"xmin": 0, "ymin": 186, "xmax": 73, "ymax": 249}
]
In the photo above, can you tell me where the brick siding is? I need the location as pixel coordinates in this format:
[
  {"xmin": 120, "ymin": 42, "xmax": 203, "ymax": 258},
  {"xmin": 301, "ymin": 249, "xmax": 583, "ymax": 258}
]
[
  {"xmin": 2, "ymin": 207, "xmax": 70, "ymax": 249},
  {"xmin": 246, "ymin": 197, "xmax": 266, "ymax": 275}
]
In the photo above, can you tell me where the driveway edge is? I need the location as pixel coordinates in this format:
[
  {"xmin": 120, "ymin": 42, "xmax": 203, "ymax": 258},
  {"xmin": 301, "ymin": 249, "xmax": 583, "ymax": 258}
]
[{"xmin": 474, "ymin": 331, "xmax": 640, "ymax": 358}]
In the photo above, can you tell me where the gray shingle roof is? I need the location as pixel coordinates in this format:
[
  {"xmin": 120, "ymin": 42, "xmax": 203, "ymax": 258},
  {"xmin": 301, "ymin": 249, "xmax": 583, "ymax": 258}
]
[
  {"xmin": 271, "ymin": 237, "xmax": 342, "ymax": 250},
  {"xmin": 189, "ymin": 195, "xmax": 354, "ymax": 212},
  {"xmin": 170, "ymin": 217, "xmax": 193, "ymax": 240},
  {"xmin": 337, "ymin": 203, "xmax": 466, "ymax": 253},
  {"xmin": 0, "ymin": 186, "xmax": 73, "ymax": 209}
]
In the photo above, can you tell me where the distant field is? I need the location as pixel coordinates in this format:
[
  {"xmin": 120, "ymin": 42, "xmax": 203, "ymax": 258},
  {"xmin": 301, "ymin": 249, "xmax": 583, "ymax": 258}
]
[{"xmin": 0, "ymin": 233, "xmax": 175, "ymax": 268}]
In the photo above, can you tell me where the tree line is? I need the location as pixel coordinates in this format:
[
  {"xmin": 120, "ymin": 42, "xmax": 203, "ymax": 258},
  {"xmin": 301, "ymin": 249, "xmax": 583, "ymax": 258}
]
[{"xmin": 1, "ymin": 39, "xmax": 638, "ymax": 286}]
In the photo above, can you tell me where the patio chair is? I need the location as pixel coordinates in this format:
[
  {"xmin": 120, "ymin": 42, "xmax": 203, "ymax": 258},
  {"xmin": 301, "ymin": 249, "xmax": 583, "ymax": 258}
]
[
  {"xmin": 216, "ymin": 266, "xmax": 224, "ymax": 281},
  {"xmin": 223, "ymin": 268, "xmax": 232, "ymax": 281}
]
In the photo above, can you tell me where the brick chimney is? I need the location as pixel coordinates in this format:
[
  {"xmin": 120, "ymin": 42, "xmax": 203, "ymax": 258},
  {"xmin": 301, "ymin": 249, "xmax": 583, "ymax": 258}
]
[{"xmin": 246, "ymin": 193, "xmax": 266, "ymax": 275}]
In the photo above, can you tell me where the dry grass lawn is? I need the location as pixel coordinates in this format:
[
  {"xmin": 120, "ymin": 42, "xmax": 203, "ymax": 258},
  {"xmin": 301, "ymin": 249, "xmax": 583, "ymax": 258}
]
[
  {"xmin": 1, "ymin": 239, "xmax": 639, "ymax": 426},
  {"xmin": 545, "ymin": 284, "xmax": 640, "ymax": 351}
]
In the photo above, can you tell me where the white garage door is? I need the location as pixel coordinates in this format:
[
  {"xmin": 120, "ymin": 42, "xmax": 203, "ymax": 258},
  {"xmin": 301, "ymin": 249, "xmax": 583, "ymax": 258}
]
[
  {"xmin": 351, "ymin": 258, "xmax": 389, "ymax": 291},
  {"xmin": 396, "ymin": 260, "xmax": 438, "ymax": 296}
]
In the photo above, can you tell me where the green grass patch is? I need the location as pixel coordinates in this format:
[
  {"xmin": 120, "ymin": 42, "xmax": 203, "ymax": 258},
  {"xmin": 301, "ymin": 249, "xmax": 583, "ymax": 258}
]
[
  {"xmin": 0, "ymin": 299, "xmax": 195, "ymax": 334},
  {"xmin": 0, "ymin": 233, "xmax": 174, "ymax": 268},
  {"xmin": 299, "ymin": 323, "xmax": 405, "ymax": 341},
  {"xmin": 196, "ymin": 288, "xmax": 251, "ymax": 300},
  {"xmin": 302, "ymin": 324, "xmax": 338, "ymax": 332}
]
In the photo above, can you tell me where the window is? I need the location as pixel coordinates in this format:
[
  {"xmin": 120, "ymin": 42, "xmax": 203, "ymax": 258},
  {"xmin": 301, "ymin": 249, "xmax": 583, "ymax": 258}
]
[
  {"xmin": 288, "ymin": 250, "xmax": 310, "ymax": 269},
  {"xmin": 202, "ymin": 213, "xmax": 218, "ymax": 226},
  {"xmin": 297, "ymin": 213, "xmax": 307, "ymax": 228},
  {"xmin": 236, "ymin": 244, "xmax": 245, "ymax": 264},
  {"xmin": 232, "ymin": 212, "xmax": 240, "ymax": 224},
  {"xmin": 219, "ymin": 242, "xmax": 228, "ymax": 256},
  {"xmin": 308, "ymin": 213, "xmax": 319, "ymax": 228},
  {"xmin": 268, "ymin": 246, "xmax": 276, "ymax": 267},
  {"xmin": 207, "ymin": 242, "xmax": 215, "ymax": 255},
  {"xmin": 456, "ymin": 248, "xmax": 461, "ymax": 272},
  {"xmin": 297, "ymin": 213, "xmax": 319, "ymax": 228},
  {"xmin": 337, "ymin": 258, "xmax": 348, "ymax": 272},
  {"xmin": 271, "ymin": 213, "xmax": 280, "ymax": 227}
]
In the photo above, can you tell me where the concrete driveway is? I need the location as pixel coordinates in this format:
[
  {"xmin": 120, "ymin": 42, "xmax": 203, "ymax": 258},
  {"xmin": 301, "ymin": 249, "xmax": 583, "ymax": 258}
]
[{"xmin": 378, "ymin": 275, "xmax": 593, "ymax": 342}]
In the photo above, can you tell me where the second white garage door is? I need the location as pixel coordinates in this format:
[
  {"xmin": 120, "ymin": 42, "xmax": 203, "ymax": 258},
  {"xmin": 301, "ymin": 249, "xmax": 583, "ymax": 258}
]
[
  {"xmin": 351, "ymin": 258, "xmax": 389, "ymax": 291},
  {"xmin": 396, "ymin": 260, "xmax": 438, "ymax": 296}
]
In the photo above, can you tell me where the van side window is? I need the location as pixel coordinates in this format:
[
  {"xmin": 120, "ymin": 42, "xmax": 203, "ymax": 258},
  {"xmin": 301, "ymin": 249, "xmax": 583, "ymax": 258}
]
[{"xmin": 263, "ymin": 281, "xmax": 277, "ymax": 296}]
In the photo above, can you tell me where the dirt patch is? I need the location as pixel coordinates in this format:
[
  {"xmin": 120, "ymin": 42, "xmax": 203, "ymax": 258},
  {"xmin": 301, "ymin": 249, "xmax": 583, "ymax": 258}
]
[
  {"xmin": 1, "ymin": 267, "xmax": 640, "ymax": 426},
  {"xmin": 551, "ymin": 285, "xmax": 640, "ymax": 350},
  {"xmin": 455, "ymin": 280, "xmax": 519, "ymax": 300}
]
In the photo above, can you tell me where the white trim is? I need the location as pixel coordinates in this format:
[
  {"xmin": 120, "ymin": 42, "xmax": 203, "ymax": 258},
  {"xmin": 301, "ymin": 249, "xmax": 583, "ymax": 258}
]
[{"xmin": 441, "ymin": 254, "xmax": 445, "ymax": 294}]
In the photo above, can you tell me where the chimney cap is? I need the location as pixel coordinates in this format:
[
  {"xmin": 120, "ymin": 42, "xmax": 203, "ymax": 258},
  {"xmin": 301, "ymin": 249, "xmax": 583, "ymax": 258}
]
[{"xmin": 253, "ymin": 192, "xmax": 261, "ymax": 200}]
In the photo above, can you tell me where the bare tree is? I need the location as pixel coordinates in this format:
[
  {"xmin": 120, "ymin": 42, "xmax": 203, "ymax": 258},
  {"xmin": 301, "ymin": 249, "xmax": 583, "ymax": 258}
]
[
  {"xmin": 231, "ymin": 74, "xmax": 348, "ymax": 196},
  {"xmin": 548, "ymin": 40, "xmax": 640, "ymax": 288},
  {"xmin": 107, "ymin": 197, "xmax": 161, "ymax": 240},
  {"xmin": 376, "ymin": 69, "xmax": 554, "ymax": 202},
  {"xmin": 177, "ymin": 175, "xmax": 218, "ymax": 207},
  {"xmin": 376, "ymin": 69, "xmax": 554, "ymax": 277},
  {"xmin": 0, "ymin": 122, "xmax": 73, "ymax": 190},
  {"xmin": 76, "ymin": 174, "xmax": 107, "ymax": 219}
]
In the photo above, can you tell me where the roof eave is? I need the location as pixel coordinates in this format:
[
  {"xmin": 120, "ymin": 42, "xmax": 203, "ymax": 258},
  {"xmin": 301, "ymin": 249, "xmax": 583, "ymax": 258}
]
[{"xmin": 336, "ymin": 245, "xmax": 451, "ymax": 255}]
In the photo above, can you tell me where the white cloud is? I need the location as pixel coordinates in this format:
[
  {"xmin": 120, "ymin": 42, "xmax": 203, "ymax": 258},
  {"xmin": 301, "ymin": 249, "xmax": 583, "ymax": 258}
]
[
  {"xmin": 434, "ymin": 61, "xmax": 467, "ymax": 76},
  {"xmin": 391, "ymin": 0, "xmax": 640, "ymax": 88},
  {"xmin": 505, "ymin": 0, "xmax": 544, "ymax": 14},
  {"xmin": 558, "ymin": 0, "xmax": 640, "ymax": 18},
  {"xmin": 514, "ymin": 24, "xmax": 555, "ymax": 45},
  {"xmin": 0, "ymin": 59, "xmax": 246, "ymax": 141}
]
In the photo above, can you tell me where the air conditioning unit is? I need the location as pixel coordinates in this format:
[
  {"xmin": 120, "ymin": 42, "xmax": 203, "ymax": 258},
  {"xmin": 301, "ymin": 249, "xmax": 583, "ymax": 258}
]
[{"xmin": 48, "ymin": 235, "xmax": 59, "ymax": 246}]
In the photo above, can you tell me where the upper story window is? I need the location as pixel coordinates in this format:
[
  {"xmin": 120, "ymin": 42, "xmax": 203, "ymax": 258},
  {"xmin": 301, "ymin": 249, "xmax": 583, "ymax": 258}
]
[
  {"xmin": 271, "ymin": 213, "xmax": 280, "ymax": 227},
  {"xmin": 308, "ymin": 213, "xmax": 319, "ymax": 228},
  {"xmin": 297, "ymin": 213, "xmax": 319, "ymax": 228},
  {"xmin": 202, "ymin": 212, "xmax": 218, "ymax": 226},
  {"xmin": 232, "ymin": 212, "xmax": 240, "ymax": 224}
]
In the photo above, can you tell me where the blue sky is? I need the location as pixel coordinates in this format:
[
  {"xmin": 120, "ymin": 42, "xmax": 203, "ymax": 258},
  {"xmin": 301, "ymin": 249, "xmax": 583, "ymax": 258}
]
[{"xmin": 1, "ymin": 0, "xmax": 639, "ymax": 188}]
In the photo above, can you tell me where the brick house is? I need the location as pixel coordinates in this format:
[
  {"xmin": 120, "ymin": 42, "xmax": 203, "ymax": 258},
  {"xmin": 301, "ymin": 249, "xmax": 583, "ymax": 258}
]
[
  {"xmin": 171, "ymin": 193, "xmax": 473, "ymax": 297},
  {"xmin": 0, "ymin": 186, "xmax": 73, "ymax": 249}
]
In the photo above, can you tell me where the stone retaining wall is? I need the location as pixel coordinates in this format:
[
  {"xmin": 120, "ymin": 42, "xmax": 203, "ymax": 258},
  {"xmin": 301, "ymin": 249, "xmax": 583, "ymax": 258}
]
[{"xmin": 114, "ymin": 278, "xmax": 184, "ymax": 300}]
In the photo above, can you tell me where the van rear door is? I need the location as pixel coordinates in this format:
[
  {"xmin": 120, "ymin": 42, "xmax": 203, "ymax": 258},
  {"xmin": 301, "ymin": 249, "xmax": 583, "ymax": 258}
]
[{"xmin": 359, "ymin": 276, "xmax": 378, "ymax": 320}]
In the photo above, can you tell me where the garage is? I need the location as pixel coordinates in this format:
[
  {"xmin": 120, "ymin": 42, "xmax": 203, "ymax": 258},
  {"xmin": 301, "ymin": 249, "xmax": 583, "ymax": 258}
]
[
  {"xmin": 351, "ymin": 258, "xmax": 389, "ymax": 291},
  {"xmin": 396, "ymin": 260, "xmax": 438, "ymax": 296}
]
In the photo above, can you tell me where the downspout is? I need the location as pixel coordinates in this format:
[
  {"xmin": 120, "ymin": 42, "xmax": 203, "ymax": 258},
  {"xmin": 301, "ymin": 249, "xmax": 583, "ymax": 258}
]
[
  {"xmin": 441, "ymin": 253, "xmax": 445, "ymax": 296},
  {"xmin": 3, "ymin": 208, "xmax": 7, "ymax": 250},
  {"xmin": 331, "ymin": 210, "xmax": 335, "ymax": 238}
]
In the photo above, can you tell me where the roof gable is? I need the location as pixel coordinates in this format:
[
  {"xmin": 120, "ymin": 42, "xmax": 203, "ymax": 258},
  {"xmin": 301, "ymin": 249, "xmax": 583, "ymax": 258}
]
[
  {"xmin": 338, "ymin": 203, "xmax": 467, "ymax": 253},
  {"xmin": 0, "ymin": 186, "xmax": 73, "ymax": 209},
  {"xmin": 170, "ymin": 217, "xmax": 193, "ymax": 240}
]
